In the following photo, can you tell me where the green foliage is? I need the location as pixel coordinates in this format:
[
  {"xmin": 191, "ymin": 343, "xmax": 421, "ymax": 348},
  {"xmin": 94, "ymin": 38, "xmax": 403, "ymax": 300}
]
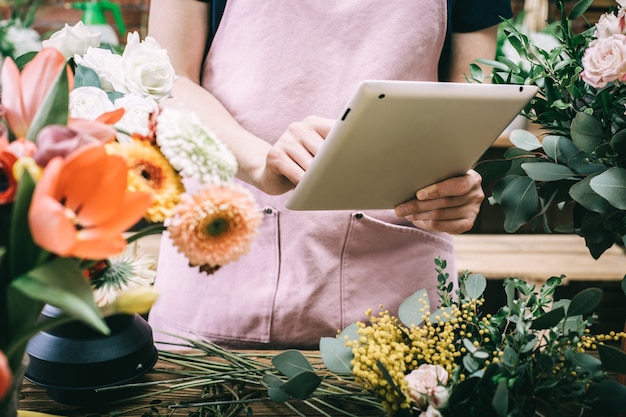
[{"xmin": 473, "ymin": 0, "xmax": 626, "ymax": 259}]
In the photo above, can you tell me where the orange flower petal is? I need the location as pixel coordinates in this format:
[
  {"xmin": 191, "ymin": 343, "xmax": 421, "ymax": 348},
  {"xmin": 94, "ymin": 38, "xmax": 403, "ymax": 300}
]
[
  {"xmin": 29, "ymin": 145, "xmax": 152, "ymax": 259},
  {"xmin": 96, "ymin": 108, "xmax": 125, "ymax": 125}
]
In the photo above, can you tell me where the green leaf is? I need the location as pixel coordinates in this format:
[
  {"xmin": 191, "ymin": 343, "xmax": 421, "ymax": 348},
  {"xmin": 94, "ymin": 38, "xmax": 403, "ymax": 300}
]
[
  {"xmin": 571, "ymin": 352, "xmax": 602, "ymax": 374},
  {"xmin": 521, "ymin": 162, "xmax": 576, "ymax": 181},
  {"xmin": 9, "ymin": 257, "xmax": 109, "ymax": 334},
  {"xmin": 570, "ymin": 111, "xmax": 604, "ymax": 153},
  {"xmin": 267, "ymin": 386, "xmax": 290, "ymax": 403},
  {"xmin": 530, "ymin": 306, "xmax": 565, "ymax": 329},
  {"xmin": 492, "ymin": 379, "xmax": 509, "ymax": 417},
  {"xmin": 568, "ymin": 0, "xmax": 593, "ymax": 19},
  {"xmin": 464, "ymin": 273, "xmax": 486, "ymax": 299},
  {"xmin": 8, "ymin": 170, "xmax": 40, "ymax": 279},
  {"xmin": 569, "ymin": 174, "xmax": 614, "ymax": 215},
  {"xmin": 567, "ymin": 287, "xmax": 602, "ymax": 317},
  {"xmin": 509, "ymin": 129, "xmax": 542, "ymax": 150},
  {"xmin": 500, "ymin": 176, "xmax": 538, "ymax": 232},
  {"xmin": 474, "ymin": 159, "xmax": 512, "ymax": 187},
  {"xmin": 272, "ymin": 350, "xmax": 314, "ymax": 378},
  {"xmin": 26, "ymin": 65, "xmax": 70, "ymax": 141},
  {"xmin": 598, "ymin": 344, "xmax": 626, "ymax": 374},
  {"xmin": 319, "ymin": 323, "xmax": 357, "ymax": 374},
  {"xmin": 541, "ymin": 135, "xmax": 580, "ymax": 164},
  {"xmin": 589, "ymin": 167, "xmax": 626, "ymax": 209},
  {"xmin": 278, "ymin": 371, "xmax": 322, "ymax": 400},
  {"xmin": 398, "ymin": 289, "xmax": 429, "ymax": 327},
  {"xmin": 74, "ymin": 64, "xmax": 102, "ymax": 88}
]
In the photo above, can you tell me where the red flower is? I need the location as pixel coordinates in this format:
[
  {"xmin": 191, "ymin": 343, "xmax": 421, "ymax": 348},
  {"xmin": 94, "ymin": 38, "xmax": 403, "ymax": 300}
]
[{"xmin": 0, "ymin": 351, "xmax": 11, "ymax": 401}]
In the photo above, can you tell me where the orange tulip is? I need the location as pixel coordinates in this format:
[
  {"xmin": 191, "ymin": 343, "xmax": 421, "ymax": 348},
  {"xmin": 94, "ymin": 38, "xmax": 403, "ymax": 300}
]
[
  {"xmin": 0, "ymin": 149, "xmax": 18, "ymax": 204},
  {"xmin": 1, "ymin": 48, "xmax": 73, "ymax": 139},
  {"xmin": 28, "ymin": 144, "xmax": 152, "ymax": 260},
  {"xmin": 0, "ymin": 350, "xmax": 11, "ymax": 401}
]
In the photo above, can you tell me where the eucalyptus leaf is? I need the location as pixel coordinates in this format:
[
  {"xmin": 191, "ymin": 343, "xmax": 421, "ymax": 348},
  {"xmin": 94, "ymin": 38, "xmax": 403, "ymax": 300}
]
[
  {"xmin": 267, "ymin": 386, "xmax": 290, "ymax": 403},
  {"xmin": 500, "ymin": 176, "xmax": 538, "ymax": 232},
  {"xmin": 398, "ymin": 289, "xmax": 428, "ymax": 327},
  {"xmin": 589, "ymin": 167, "xmax": 626, "ymax": 209},
  {"xmin": 570, "ymin": 111, "xmax": 604, "ymax": 153},
  {"xmin": 568, "ymin": 287, "xmax": 602, "ymax": 317},
  {"xmin": 272, "ymin": 350, "xmax": 314, "ymax": 378},
  {"xmin": 509, "ymin": 129, "xmax": 542, "ymax": 150},
  {"xmin": 74, "ymin": 64, "xmax": 102, "ymax": 88},
  {"xmin": 521, "ymin": 162, "xmax": 576, "ymax": 181},
  {"xmin": 569, "ymin": 174, "xmax": 614, "ymax": 215},
  {"xmin": 464, "ymin": 273, "xmax": 487, "ymax": 300},
  {"xmin": 541, "ymin": 135, "xmax": 580, "ymax": 163},
  {"xmin": 319, "ymin": 322, "xmax": 358, "ymax": 374},
  {"xmin": 571, "ymin": 352, "xmax": 602, "ymax": 374},
  {"xmin": 278, "ymin": 371, "xmax": 322, "ymax": 400}
]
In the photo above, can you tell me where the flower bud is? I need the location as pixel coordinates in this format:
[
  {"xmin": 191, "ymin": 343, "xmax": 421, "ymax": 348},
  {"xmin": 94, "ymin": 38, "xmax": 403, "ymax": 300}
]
[
  {"xmin": 108, "ymin": 287, "xmax": 159, "ymax": 315},
  {"xmin": 0, "ymin": 350, "xmax": 12, "ymax": 401}
]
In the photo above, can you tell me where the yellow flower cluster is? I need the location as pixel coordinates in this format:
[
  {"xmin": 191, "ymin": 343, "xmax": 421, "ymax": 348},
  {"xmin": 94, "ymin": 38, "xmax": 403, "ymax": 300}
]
[
  {"xmin": 350, "ymin": 308, "xmax": 412, "ymax": 415},
  {"xmin": 579, "ymin": 331, "xmax": 626, "ymax": 351}
]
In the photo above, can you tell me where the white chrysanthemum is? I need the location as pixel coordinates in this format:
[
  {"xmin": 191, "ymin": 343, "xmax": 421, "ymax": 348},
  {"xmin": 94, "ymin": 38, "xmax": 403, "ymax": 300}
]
[
  {"xmin": 90, "ymin": 243, "xmax": 157, "ymax": 307},
  {"xmin": 156, "ymin": 108, "xmax": 238, "ymax": 183}
]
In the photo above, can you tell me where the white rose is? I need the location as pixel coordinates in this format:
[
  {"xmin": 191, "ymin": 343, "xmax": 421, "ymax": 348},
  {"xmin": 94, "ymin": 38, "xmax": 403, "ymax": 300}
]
[
  {"xmin": 110, "ymin": 32, "xmax": 176, "ymax": 101},
  {"xmin": 69, "ymin": 86, "xmax": 115, "ymax": 120},
  {"xmin": 594, "ymin": 9, "xmax": 626, "ymax": 39},
  {"xmin": 74, "ymin": 46, "xmax": 122, "ymax": 91},
  {"xmin": 113, "ymin": 95, "xmax": 159, "ymax": 141},
  {"xmin": 582, "ymin": 34, "xmax": 626, "ymax": 88},
  {"xmin": 42, "ymin": 21, "xmax": 101, "ymax": 58}
]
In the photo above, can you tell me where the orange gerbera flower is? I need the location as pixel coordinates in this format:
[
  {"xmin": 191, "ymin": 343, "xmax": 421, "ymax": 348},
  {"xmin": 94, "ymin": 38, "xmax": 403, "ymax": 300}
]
[
  {"xmin": 167, "ymin": 183, "xmax": 262, "ymax": 273},
  {"xmin": 1, "ymin": 48, "xmax": 73, "ymax": 139},
  {"xmin": 28, "ymin": 144, "xmax": 152, "ymax": 260}
]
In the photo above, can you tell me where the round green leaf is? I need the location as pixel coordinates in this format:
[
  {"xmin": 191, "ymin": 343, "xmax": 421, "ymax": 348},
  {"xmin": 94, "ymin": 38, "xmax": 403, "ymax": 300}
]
[
  {"xmin": 589, "ymin": 167, "xmax": 626, "ymax": 209},
  {"xmin": 509, "ymin": 129, "xmax": 542, "ymax": 151},
  {"xmin": 464, "ymin": 273, "xmax": 487, "ymax": 299},
  {"xmin": 521, "ymin": 162, "xmax": 575, "ymax": 181},
  {"xmin": 319, "ymin": 322, "xmax": 358, "ymax": 374},
  {"xmin": 570, "ymin": 111, "xmax": 604, "ymax": 153},
  {"xmin": 500, "ymin": 176, "xmax": 538, "ymax": 232},
  {"xmin": 272, "ymin": 349, "xmax": 314, "ymax": 378},
  {"xmin": 569, "ymin": 174, "xmax": 614, "ymax": 215},
  {"xmin": 541, "ymin": 135, "xmax": 580, "ymax": 163},
  {"xmin": 568, "ymin": 287, "xmax": 602, "ymax": 317},
  {"xmin": 398, "ymin": 289, "xmax": 429, "ymax": 327}
]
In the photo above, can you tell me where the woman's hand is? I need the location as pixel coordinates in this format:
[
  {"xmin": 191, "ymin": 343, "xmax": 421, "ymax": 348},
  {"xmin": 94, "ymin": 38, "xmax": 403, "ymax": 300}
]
[
  {"xmin": 260, "ymin": 115, "xmax": 335, "ymax": 195},
  {"xmin": 394, "ymin": 169, "xmax": 484, "ymax": 234}
]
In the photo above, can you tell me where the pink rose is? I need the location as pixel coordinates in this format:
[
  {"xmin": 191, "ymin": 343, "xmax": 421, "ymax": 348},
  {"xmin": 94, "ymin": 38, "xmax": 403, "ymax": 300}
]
[
  {"xmin": 594, "ymin": 9, "xmax": 626, "ymax": 39},
  {"xmin": 582, "ymin": 34, "xmax": 626, "ymax": 88},
  {"xmin": 405, "ymin": 364, "xmax": 449, "ymax": 409}
]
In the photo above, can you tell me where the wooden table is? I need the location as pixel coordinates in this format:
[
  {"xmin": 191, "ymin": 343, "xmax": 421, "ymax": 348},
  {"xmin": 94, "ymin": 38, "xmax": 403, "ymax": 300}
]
[{"xmin": 17, "ymin": 350, "xmax": 381, "ymax": 417}]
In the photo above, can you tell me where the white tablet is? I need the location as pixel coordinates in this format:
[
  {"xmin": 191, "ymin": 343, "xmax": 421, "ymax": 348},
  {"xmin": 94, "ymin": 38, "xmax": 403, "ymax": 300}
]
[{"xmin": 286, "ymin": 80, "xmax": 538, "ymax": 211}]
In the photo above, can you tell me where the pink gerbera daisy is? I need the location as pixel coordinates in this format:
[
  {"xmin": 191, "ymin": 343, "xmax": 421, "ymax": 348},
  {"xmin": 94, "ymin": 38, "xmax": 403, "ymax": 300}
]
[{"xmin": 167, "ymin": 182, "xmax": 262, "ymax": 274}]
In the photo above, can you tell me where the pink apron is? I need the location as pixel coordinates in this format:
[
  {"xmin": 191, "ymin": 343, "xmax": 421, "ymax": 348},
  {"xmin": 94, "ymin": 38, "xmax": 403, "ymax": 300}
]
[{"xmin": 149, "ymin": 0, "xmax": 454, "ymax": 349}]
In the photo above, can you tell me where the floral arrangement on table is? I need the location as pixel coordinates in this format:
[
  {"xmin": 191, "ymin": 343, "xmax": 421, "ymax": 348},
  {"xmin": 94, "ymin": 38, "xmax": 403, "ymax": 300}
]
[
  {"xmin": 471, "ymin": 0, "xmax": 626, "ymax": 261},
  {"xmin": 0, "ymin": 21, "xmax": 262, "ymax": 413},
  {"xmin": 111, "ymin": 259, "xmax": 626, "ymax": 417},
  {"xmin": 0, "ymin": 0, "xmax": 41, "ymax": 60}
]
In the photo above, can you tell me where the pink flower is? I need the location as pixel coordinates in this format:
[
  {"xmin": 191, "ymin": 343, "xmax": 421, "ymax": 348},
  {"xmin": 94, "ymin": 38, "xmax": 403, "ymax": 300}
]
[
  {"xmin": 405, "ymin": 364, "xmax": 449, "ymax": 410},
  {"xmin": 581, "ymin": 34, "xmax": 626, "ymax": 88}
]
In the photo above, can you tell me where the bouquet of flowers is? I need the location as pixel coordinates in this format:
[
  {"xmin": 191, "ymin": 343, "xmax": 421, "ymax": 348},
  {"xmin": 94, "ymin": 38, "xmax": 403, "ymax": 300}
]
[
  {"xmin": 316, "ymin": 259, "xmax": 626, "ymax": 417},
  {"xmin": 472, "ymin": 0, "xmax": 626, "ymax": 260},
  {"xmin": 0, "ymin": 21, "xmax": 262, "ymax": 411}
]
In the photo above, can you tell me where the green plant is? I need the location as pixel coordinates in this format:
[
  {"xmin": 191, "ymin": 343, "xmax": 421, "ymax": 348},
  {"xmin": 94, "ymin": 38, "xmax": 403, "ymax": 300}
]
[{"xmin": 471, "ymin": 0, "xmax": 626, "ymax": 260}]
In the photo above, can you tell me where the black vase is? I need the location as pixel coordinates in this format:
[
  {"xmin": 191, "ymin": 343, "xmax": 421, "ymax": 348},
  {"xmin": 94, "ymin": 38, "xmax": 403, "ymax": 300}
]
[{"xmin": 25, "ymin": 305, "xmax": 158, "ymax": 406}]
